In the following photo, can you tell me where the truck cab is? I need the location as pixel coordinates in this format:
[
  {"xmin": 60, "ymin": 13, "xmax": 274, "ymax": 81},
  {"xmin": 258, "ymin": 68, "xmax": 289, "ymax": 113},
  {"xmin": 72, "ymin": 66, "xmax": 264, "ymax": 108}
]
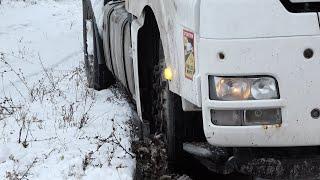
[{"xmin": 83, "ymin": 0, "xmax": 320, "ymax": 178}]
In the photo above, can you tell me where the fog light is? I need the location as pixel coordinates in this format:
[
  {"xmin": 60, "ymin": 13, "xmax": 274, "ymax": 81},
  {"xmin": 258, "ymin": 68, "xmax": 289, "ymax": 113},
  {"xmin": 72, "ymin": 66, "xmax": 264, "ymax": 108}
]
[
  {"xmin": 244, "ymin": 109, "xmax": 282, "ymax": 126},
  {"xmin": 164, "ymin": 67, "xmax": 173, "ymax": 80},
  {"xmin": 211, "ymin": 110, "xmax": 243, "ymax": 126},
  {"xmin": 211, "ymin": 109, "xmax": 282, "ymax": 126}
]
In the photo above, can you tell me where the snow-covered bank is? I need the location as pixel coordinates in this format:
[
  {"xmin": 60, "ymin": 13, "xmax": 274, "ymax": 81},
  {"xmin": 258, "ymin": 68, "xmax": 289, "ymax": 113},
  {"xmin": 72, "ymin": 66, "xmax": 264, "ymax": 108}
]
[{"xmin": 0, "ymin": 0, "xmax": 135, "ymax": 179}]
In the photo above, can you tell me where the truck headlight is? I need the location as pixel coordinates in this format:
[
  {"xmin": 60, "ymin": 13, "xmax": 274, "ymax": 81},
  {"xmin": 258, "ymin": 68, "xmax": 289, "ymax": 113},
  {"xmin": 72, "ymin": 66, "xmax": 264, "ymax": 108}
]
[{"xmin": 209, "ymin": 76, "xmax": 279, "ymax": 101}]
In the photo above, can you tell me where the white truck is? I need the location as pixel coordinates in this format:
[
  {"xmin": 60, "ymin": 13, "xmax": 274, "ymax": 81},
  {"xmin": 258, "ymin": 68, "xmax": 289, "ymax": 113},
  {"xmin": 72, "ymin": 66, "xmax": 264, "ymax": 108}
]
[{"xmin": 82, "ymin": 0, "xmax": 320, "ymax": 178}]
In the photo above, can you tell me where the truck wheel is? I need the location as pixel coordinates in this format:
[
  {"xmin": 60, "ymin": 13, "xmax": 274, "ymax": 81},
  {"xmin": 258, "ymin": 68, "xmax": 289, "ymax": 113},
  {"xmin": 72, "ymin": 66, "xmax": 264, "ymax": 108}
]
[
  {"xmin": 151, "ymin": 43, "xmax": 184, "ymax": 171},
  {"xmin": 82, "ymin": 0, "xmax": 114, "ymax": 90},
  {"xmin": 151, "ymin": 40, "xmax": 205, "ymax": 171}
]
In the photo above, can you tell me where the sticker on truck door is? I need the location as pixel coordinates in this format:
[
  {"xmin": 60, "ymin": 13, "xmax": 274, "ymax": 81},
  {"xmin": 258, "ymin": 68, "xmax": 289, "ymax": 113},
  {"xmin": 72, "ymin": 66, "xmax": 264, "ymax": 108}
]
[{"xmin": 183, "ymin": 30, "xmax": 195, "ymax": 80}]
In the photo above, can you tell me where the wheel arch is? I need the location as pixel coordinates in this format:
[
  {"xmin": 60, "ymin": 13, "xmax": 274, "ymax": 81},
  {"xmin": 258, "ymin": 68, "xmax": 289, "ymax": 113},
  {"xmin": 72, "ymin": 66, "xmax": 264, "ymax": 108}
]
[
  {"xmin": 137, "ymin": 5, "xmax": 171, "ymax": 69},
  {"xmin": 131, "ymin": 3, "xmax": 182, "ymax": 122},
  {"xmin": 134, "ymin": 2, "xmax": 181, "ymax": 94},
  {"xmin": 135, "ymin": 4, "xmax": 205, "ymax": 140},
  {"xmin": 136, "ymin": 5, "xmax": 164, "ymax": 124}
]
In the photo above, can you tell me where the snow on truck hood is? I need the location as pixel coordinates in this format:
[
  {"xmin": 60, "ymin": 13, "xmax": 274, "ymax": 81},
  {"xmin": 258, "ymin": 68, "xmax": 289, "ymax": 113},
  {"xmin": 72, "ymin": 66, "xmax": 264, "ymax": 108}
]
[{"xmin": 199, "ymin": 0, "xmax": 320, "ymax": 39}]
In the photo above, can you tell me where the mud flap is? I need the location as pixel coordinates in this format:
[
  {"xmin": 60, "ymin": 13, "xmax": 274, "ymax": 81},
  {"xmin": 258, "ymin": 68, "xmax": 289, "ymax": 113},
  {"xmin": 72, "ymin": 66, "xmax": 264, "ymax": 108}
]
[{"xmin": 131, "ymin": 19, "xmax": 143, "ymax": 121}]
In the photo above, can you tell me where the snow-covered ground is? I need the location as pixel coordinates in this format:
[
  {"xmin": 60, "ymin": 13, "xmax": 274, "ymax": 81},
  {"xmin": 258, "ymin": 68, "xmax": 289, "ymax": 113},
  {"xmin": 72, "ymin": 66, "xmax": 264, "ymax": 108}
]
[{"xmin": 0, "ymin": 0, "xmax": 135, "ymax": 179}]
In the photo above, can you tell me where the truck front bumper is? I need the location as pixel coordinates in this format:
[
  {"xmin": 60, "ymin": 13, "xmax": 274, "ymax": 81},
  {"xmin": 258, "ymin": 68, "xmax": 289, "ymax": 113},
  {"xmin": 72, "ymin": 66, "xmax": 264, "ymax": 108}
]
[
  {"xmin": 235, "ymin": 147, "xmax": 320, "ymax": 179},
  {"xmin": 184, "ymin": 142, "xmax": 320, "ymax": 179},
  {"xmin": 199, "ymin": 35, "xmax": 320, "ymax": 147}
]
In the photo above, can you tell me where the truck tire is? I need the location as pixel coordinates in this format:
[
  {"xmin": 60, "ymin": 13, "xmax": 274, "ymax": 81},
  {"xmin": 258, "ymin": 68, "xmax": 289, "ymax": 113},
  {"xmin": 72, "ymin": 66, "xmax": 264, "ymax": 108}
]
[
  {"xmin": 151, "ymin": 40, "xmax": 205, "ymax": 171},
  {"xmin": 82, "ymin": 0, "xmax": 114, "ymax": 90},
  {"xmin": 151, "ymin": 42, "xmax": 184, "ymax": 171}
]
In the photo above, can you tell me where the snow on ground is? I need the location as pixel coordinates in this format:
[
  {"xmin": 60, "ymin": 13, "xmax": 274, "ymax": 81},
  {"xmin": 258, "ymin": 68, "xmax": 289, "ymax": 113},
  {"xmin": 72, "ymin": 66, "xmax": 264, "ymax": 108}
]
[{"xmin": 0, "ymin": 0, "xmax": 135, "ymax": 179}]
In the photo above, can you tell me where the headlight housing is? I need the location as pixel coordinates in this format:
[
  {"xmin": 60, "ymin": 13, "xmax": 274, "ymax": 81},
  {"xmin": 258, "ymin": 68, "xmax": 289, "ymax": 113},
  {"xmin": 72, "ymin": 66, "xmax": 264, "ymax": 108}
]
[{"xmin": 209, "ymin": 76, "xmax": 279, "ymax": 101}]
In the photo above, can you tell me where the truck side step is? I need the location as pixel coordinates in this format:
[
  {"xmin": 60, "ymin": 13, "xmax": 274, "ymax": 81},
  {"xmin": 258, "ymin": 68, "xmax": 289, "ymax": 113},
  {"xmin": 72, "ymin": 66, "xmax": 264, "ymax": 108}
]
[{"xmin": 183, "ymin": 142, "xmax": 235, "ymax": 174}]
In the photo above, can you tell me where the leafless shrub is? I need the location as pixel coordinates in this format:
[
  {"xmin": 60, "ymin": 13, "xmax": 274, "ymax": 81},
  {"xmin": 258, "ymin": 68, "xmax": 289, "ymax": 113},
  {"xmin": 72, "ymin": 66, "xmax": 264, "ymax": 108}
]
[
  {"xmin": 110, "ymin": 128, "xmax": 135, "ymax": 158},
  {"xmin": 19, "ymin": 158, "xmax": 37, "ymax": 180},
  {"xmin": 79, "ymin": 109, "xmax": 90, "ymax": 129},
  {"xmin": 0, "ymin": 97, "xmax": 21, "ymax": 120},
  {"xmin": 38, "ymin": 54, "xmax": 56, "ymax": 90},
  {"xmin": 61, "ymin": 103, "xmax": 75, "ymax": 126},
  {"xmin": 15, "ymin": 109, "xmax": 31, "ymax": 148},
  {"xmin": 0, "ymin": 50, "xmax": 135, "ymax": 179},
  {"xmin": 29, "ymin": 56, "xmax": 67, "ymax": 103},
  {"xmin": 5, "ymin": 171, "xmax": 19, "ymax": 180},
  {"xmin": 0, "ymin": 53, "xmax": 31, "ymax": 93},
  {"xmin": 5, "ymin": 157, "xmax": 37, "ymax": 180},
  {"xmin": 82, "ymin": 151, "xmax": 94, "ymax": 171},
  {"xmin": 5, "ymin": 0, "xmax": 37, "ymax": 5},
  {"xmin": 79, "ymin": 119, "xmax": 135, "ymax": 173}
]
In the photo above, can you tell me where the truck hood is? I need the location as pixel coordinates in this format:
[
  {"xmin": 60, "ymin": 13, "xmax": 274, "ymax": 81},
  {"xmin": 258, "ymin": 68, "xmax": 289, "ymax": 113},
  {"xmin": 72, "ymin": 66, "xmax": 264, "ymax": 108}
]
[{"xmin": 199, "ymin": 0, "xmax": 320, "ymax": 39}]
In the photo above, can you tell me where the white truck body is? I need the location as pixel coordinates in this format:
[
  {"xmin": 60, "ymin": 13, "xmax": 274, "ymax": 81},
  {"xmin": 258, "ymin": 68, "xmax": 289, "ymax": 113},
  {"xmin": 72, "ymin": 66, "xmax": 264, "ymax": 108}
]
[
  {"xmin": 84, "ymin": 0, "xmax": 320, "ymax": 177},
  {"xmin": 88, "ymin": 0, "xmax": 320, "ymax": 146},
  {"xmin": 123, "ymin": 0, "xmax": 320, "ymax": 147}
]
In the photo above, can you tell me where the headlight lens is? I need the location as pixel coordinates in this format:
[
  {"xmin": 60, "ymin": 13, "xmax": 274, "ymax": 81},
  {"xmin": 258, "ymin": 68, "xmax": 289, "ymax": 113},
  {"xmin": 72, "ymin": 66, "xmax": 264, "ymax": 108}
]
[
  {"xmin": 215, "ymin": 78, "xmax": 251, "ymax": 101},
  {"xmin": 251, "ymin": 78, "xmax": 278, "ymax": 100},
  {"xmin": 209, "ymin": 76, "xmax": 279, "ymax": 101}
]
